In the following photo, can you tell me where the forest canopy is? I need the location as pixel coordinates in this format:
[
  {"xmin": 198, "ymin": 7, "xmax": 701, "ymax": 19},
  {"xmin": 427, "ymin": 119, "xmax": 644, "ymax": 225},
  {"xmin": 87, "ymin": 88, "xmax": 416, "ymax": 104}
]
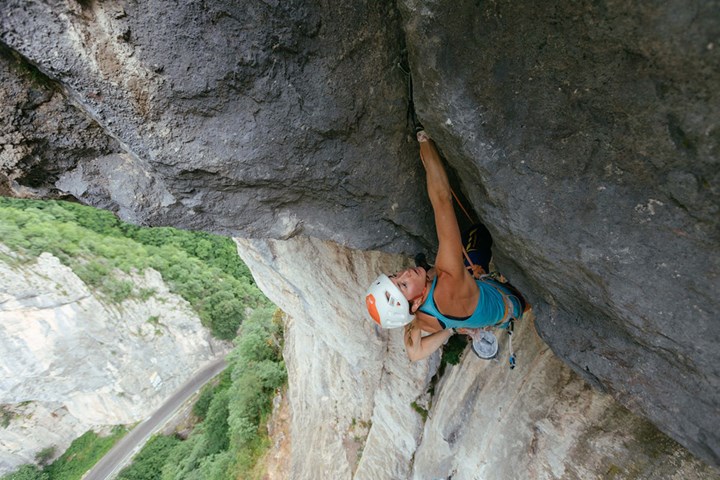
[{"xmin": 0, "ymin": 197, "xmax": 270, "ymax": 339}]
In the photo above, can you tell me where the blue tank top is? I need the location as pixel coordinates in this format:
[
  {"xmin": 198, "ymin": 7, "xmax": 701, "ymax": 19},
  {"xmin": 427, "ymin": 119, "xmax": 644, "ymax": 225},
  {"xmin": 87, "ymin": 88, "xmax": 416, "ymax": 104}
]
[{"xmin": 418, "ymin": 276, "xmax": 521, "ymax": 329}]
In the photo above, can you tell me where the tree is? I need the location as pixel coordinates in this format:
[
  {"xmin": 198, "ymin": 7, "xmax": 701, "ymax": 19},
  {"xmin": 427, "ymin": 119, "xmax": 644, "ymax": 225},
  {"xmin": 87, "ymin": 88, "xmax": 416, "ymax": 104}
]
[{"xmin": 0, "ymin": 464, "xmax": 49, "ymax": 480}]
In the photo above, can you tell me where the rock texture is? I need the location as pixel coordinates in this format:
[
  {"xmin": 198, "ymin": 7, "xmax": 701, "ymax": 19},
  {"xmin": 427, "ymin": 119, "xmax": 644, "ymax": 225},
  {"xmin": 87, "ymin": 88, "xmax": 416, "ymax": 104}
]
[
  {"xmin": 236, "ymin": 236, "xmax": 718, "ymax": 479},
  {"xmin": 0, "ymin": 0, "xmax": 433, "ymax": 250},
  {"xmin": 0, "ymin": 42, "xmax": 124, "ymax": 201},
  {"xmin": 398, "ymin": 0, "xmax": 720, "ymax": 467},
  {"xmin": 0, "ymin": 246, "xmax": 227, "ymax": 474},
  {"xmin": 1, "ymin": 0, "xmax": 719, "ymax": 474}
]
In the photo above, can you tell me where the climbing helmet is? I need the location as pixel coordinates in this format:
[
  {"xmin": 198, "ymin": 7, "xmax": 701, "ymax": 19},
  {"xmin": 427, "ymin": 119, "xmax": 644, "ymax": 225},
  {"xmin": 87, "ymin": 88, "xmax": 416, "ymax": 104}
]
[{"xmin": 365, "ymin": 274, "xmax": 413, "ymax": 329}]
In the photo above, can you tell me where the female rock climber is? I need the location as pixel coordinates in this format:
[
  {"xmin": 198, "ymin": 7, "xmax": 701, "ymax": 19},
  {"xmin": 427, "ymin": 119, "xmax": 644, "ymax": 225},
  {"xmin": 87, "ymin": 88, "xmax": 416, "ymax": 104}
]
[{"xmin": 365, "ymin": 130, "xmax": 528, "ymax": 362}]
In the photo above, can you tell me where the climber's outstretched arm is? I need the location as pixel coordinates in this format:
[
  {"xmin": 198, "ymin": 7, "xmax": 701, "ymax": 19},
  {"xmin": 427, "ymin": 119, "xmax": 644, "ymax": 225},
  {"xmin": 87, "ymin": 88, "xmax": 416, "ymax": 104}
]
[
  {"xmin": 418, "ymin": 135, "xmax": 465, "ymax": 279},
  {"xmin": 404, "ymin": 321, "xmax": 454, "ymax": 362}
]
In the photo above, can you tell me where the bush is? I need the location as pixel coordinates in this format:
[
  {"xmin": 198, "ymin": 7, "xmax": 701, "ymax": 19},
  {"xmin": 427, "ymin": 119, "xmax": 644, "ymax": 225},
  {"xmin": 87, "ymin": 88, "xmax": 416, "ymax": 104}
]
[
  {"xmin": 116, "ymin": 435, "xmax": 181, "ymax": 480},
  {"xmin": 74, "ymin": 261, "xmax": 110, "ymax": 288},
  {"xmin": 43, "ymin": 427, "xmax": 128, "ymax": 480},
  {"xmin": 227, "ymin": 372, "xmax": 266, "ymax": 447},
  {"xmin": 34, "ymin": 446, "xmax": 55, "ymax": 466},
  {"xmin": 202, "ymin": 389, "xmax": 230, "ymax": 456},
  {"xmin": 195, "ymin": 451, "xmax": 233, "ymax": 480},
  {"xmin": 0, "ymin": 465, "xmax": 48, "ymax": 480},
  {"xmin": 159, "ymin": 433, "xmax": 206, "ymax": 480},
  {"xmin": 192, "ymin": 384, "xmax": 216, "ymax": 421},
  {"xmin": 104, "ymin": 279, "xmax": 135, "ymax": 304},
  {"xmin": 226, "ymin": 308, "xmax": 285, "ymax": 452},
  {"xmin": 442, "ymin": 334, "xmax": 467, "ymax": 366}
]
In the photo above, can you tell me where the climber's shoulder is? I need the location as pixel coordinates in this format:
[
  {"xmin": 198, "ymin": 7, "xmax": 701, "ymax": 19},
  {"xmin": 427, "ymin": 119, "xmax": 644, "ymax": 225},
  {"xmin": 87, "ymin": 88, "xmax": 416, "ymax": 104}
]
[{"xmin": 412, "ymin": 310, "xmax": 443, "ymax": 333}]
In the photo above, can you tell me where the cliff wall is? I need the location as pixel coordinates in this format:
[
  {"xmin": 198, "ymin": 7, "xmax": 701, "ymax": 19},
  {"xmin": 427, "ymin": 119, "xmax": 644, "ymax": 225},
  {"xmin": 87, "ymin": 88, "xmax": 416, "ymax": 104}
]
[
  {"xmin": 236, "ymin": 236, "xmax": 717, "ymax": 479},
  {"xmin": 1, "ymin": 0, "xmax": 718, "ymax": 476},
  {"xmin": 0, "ymin": 246, "xmax": 226, "ymax": 474}
]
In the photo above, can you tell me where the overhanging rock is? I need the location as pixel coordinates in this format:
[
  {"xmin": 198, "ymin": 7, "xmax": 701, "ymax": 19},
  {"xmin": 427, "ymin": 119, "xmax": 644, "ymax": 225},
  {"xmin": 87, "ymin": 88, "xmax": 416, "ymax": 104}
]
[
  {"xmin": 399, "ymin": 0, "xmax": 720, "ymax": 466},
  {"xmin": 1, "ymin": 0, "xmax": 719, "ymax": 470}
]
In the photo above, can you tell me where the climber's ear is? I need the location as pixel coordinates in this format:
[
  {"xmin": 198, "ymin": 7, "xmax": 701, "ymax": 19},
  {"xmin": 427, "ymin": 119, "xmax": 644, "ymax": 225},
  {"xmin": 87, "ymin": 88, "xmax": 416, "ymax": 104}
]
[{"xmin": 410, "ymin": 296, "xmax": 423, "ymax": 313}]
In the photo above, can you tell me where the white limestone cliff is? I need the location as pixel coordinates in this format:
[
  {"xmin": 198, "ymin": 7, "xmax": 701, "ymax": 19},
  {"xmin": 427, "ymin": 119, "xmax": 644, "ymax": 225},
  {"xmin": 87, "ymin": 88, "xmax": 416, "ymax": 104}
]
[
  {"xmin": 0, "ymin": 246, "xmax": 228, "ymax": 474},
  {"xmin": 236, "ymin": 236, "xmax": 717, "ymax": 479}
]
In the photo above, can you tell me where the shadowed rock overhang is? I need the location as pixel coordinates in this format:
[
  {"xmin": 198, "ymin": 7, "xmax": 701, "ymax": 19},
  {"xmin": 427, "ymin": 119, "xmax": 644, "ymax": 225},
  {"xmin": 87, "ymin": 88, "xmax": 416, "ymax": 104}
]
[{"xmin": 1, "ymin": 0, "xmax": 718, "ymax": 469}]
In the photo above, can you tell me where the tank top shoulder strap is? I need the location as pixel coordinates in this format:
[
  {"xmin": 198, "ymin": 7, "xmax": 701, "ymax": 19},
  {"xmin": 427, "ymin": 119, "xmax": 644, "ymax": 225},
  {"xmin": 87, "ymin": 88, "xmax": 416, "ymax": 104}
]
[{"xmin": 417, "ymin": 276, "xmax": 441, "ymax": 318}]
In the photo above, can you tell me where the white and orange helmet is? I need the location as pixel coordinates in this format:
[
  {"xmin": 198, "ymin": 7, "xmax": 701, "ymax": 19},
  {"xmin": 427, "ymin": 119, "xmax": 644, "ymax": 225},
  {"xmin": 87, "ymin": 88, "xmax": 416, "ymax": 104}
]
[{"xmin": 365, "ymin": 274, "xmax": 413, "ymax": 329}]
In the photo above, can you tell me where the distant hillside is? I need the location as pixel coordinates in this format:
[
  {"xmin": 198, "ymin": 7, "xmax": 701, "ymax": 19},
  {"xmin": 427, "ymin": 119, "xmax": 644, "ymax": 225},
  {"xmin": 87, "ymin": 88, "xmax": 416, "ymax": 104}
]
[
  {"xmin": 0, "ymin": 197, "xmax": 270, "ymax": 339},
  {"xmin": 0, "ymin": 198, "xmax": 285, "ymax": 479}
]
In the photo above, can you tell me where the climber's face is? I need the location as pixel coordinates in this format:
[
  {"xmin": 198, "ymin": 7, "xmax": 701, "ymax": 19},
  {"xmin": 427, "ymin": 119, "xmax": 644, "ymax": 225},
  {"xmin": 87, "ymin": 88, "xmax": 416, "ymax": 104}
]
[{"xmin": 389, "ymin": 267, "xmax": 426, "ymax": 302}]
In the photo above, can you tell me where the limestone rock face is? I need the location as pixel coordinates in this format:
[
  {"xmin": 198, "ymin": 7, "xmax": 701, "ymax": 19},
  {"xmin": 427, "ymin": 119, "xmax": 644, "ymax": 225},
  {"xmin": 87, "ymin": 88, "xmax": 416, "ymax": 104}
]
[
  {"xmin": 397, "ymin": 0, "xmax": 720, "ymax": 466},
  {"xmin": 0, "ymin": 247, "xmax": 227, "ymax": 474},
  {"xmin": 235, "ymin": 237, "xmax": 718, "ymax": 480},
  {"xmin": 0, "ymin": 43, "xmax": 124, "ymax": 200},
  {"xmin": 1, "ymin": 0, "xmax": 719, "ymax": 473},
  {"xmin": 235, "ymin": 236, "xmax": 432, "ymax": 479},
  {"xmin": 0, "ymin": 0, "xmax": 433, "ymax": 252}
]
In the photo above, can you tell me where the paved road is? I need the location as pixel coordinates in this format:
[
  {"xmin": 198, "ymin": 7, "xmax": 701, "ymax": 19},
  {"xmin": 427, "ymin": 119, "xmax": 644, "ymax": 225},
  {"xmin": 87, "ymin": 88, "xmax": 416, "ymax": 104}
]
[{"xmin": 83, "ymin": 358, "xmax": 228, "ymax": 480}]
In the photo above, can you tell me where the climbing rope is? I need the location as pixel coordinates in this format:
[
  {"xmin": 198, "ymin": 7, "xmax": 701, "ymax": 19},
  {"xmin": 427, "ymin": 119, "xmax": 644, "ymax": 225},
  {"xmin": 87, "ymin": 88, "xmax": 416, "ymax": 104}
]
[
  {"xmin": 450, "ymin": 187, "xmax": 518, "ymax": 370},
  {"xmin": 408, "ymin": 87, "xmax": 522, "ymax": 370},
  {"xmin": 451, "ymin": 188, "xmax": 475, "ymax": 225}
]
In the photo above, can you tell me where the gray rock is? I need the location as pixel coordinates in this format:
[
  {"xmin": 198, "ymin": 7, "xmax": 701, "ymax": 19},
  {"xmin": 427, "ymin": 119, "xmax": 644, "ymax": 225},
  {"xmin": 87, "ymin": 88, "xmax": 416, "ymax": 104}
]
[
  {"xmin": 0, "ymin": 0, "xmax": 434, "ymax": 251},
  {"xmin": 237, "ymin": 236, "xmax": 719, "ymax": 480},
  {"xmin": 398, "ymin": 0, "xmax": 720, "ymax": 467},
  {"xmin": 1, "ymin": 0, "xmax": 718, "ymax": 470},
  {"xmin": 0, "ymin": 247, "xmax": 227, "ymax": 475},
  {"xmin": 0, "ymin": 42, "xmax": 123, "ymax": 198}
]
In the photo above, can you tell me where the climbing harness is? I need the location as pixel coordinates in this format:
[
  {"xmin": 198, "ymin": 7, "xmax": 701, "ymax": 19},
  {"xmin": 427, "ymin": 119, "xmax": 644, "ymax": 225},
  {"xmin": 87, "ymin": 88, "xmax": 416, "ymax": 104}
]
[
  {"xmin": 465, "ymin": 255, "xmax": 521, "ymax": 369},
  {"xmin": 450, "ymin": 189, "xmax": 522, "ymax": 370}
]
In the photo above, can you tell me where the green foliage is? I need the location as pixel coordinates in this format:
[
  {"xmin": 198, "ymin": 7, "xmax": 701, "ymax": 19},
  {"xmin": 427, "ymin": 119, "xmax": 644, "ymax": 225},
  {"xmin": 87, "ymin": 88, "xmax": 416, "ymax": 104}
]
[
  {"xmin": 137, "ymin": 288, "xmax": 156, "ymax": 301},
  {"xmin": 104, "ymin": 279, "xmax": 135, "ymax": 303},
  {"xmin": 0, "ymin": 465, "xmax": 48, "ymax": 480},
  {"xmin": 0, "ymin": 197, "xmax": 269, "ymax": 339},
  {"xmin": 43, "ymin": 427, "xmax": 128, "ymax": 480},
  {"xmin": 410, "ymin": 401, "xmax": 429, "ymax": 422},
  {"xmin": 227, "ymin": 307, "xmax": 286, "ymax": 454},
  {"xmin": 227, "ymin": 436, "xmax": 271, "ymax": 480},
  {"xmin": 202, "ymin": 390, "xmax": 231, "ymax": 456},
  {"xmin": 192, "ymin": 372, "xmax": 228, "ymax": 422},
  {"xmin": 73, "ymin": 261, "xmax": 110, "ymax": 288},
  {"xmin": 159, "ymin": 433, "xmax": 207, "ymax": 480},
  {"xmin": 1, "ymin": 405, "xmax": 13, "ymax": 428},
  {"xmin": 122, "ymin": 308, "xmax": 286, "ymax": 479},
  {"xmin": 195, "ymin": 451, "xmax": 233, "ymax": 480},
  {"xmin": 117, "ymin": 435, "xmax": 181, "ymax": 480},
  {"xmin": 34, "ymin": 447, "xmax": 55, "ymax": 466},
  {"xmin": 228, "ymin": 374, "xmax": 266, "ymax": 447},
  {"xmin": 442, "ymin": 333, "xmax": 467, "ymax": 366}
]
